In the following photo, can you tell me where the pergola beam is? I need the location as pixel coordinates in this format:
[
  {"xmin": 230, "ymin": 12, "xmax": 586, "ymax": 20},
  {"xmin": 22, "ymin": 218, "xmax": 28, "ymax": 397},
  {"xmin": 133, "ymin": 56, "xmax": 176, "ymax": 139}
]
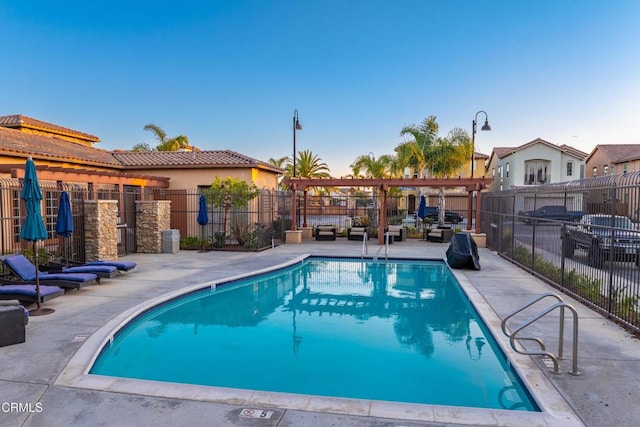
[{"xmin": 283, "ymin": 176, "xmax": 493, "ymax": 241}]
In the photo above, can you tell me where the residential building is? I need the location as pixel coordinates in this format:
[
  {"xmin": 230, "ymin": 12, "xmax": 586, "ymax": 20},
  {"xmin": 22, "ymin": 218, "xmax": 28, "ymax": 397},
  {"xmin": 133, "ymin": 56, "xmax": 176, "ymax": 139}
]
[
  {"xmin": 0, "ymin": 115, "xmax": 282, "ymax": 190},
  {"xmin": 585, "ymin": 144, "xmax": 640, "ymax": 177},
  {"xmin": 485, "ymin": 138, "xmax": 587, "ymax": 192},
  {"xmin": 0, "ymin": 114, "xmax": 284, "ymax": 254}
]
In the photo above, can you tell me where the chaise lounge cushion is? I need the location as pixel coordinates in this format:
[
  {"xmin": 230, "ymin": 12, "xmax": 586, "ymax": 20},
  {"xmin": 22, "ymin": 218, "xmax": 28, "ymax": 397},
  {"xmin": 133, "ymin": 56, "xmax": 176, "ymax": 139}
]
[
  {"xmin": 0, "ymin": 284, "xmax": 65, "ymax": 305},
  {"xmin": 44, "ymin": 264, "xmax": 118, "ymax": 279},
  {"xmin": 86, "ymin": 260, "xmax": 137, "ymax": 271},
  {"xmin": 2, "ymin": 254, "xmax": 98, "ymax": 289}
]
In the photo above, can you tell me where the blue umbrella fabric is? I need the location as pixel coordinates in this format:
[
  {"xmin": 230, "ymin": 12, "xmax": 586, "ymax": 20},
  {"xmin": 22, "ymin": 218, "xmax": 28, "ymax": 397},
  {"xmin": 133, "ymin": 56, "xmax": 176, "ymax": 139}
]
[
  {"xmin": 56, "ymin": 191, "xmax": 74, "ymax": 237},
  {"xmin": 19, "ymin": 157, "xmax": 53, "ymax": 315},
  {"xmin": 20, "ymin": 158, "xmax": 48, "ymax": 242},
  {"xmin": 197, "ymin": 195, "xmax": 209, "ymax": 226},
  {"xmin": 197, "ymin": 195, "xmax": 209, "ymax": 252},
  {"xmin": 56, "ymin": 191, "xmax": 74, "ymax": 264},
  {"xmin": 417, "ymin": 195, "xmax": 428, "ymax": 219}
]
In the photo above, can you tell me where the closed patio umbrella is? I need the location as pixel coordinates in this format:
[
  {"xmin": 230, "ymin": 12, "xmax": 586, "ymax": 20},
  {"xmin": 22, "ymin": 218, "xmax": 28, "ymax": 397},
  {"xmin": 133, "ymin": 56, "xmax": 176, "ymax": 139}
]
[
  {"xmin": 19, "ymin": 157, "xmax": 54, "ymax": 315},
  {"xmin": 417, "ymin": 195, "xmax": 428, "ymax": 238},
  {"xmin": 197, "ymin": 194, "xmax": 209, "ymax": 252},
  {"xmin": 417, "ymin": 195, "xmax": 427, "ymax": 220},
  {"xmin": 55, "ymin": 191, "xmax": 74, "ymax": 265}
]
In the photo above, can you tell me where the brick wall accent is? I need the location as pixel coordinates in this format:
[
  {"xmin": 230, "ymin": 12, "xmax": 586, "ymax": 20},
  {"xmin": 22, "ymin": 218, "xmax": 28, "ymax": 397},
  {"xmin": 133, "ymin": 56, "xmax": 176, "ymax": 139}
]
[
  {"xmin": 84, "ymin": 200, "xmax": 118, "ymax": 261},
  {"xmin": 135, "ymin": 200, "xmax": 171, "ymax": 253}
]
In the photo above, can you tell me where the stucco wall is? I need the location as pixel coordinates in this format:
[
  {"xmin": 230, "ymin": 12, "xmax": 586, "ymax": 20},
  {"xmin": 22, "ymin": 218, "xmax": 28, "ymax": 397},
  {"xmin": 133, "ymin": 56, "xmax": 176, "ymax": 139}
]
[{"xmin": 129, "ymin": 167, "xmax": 279, "ymax": 190}]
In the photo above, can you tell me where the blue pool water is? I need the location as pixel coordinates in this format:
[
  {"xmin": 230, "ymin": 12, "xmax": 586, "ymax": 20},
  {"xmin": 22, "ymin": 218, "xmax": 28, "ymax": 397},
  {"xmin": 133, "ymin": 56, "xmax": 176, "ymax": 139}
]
[{"xmin": 91, "ymin": 257, "xmax": 538, "ymax": 411}]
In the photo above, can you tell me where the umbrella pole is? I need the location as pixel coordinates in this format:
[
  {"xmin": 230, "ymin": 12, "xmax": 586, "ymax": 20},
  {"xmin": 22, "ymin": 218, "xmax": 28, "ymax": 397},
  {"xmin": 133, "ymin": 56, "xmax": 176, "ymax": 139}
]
[
  {"xmin": 29, "ymin": 240, "xmax": 55, "ymax": 316},
  {"xmin": 34, "ymin": 241, "xmax": 41, "ymax": 310}
]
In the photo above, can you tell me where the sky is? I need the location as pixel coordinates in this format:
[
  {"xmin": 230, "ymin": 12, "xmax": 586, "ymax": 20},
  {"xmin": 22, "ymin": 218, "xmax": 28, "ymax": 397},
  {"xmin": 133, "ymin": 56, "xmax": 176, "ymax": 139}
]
[{"xmin": 1, "ymin": 1, "xmax": 639, "ymax": 177}]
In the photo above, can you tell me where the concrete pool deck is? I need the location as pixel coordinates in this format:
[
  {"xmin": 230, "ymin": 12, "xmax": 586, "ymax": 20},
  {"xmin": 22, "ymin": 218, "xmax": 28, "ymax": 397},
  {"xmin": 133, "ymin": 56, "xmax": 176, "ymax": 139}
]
[{"xmin": 1, "ymin": 239, "xmax": 639, "ymax": 426}]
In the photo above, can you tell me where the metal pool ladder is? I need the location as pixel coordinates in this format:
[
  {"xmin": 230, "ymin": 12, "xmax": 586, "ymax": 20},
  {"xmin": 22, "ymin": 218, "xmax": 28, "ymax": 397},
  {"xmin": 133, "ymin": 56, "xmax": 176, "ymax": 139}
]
[
  {"xmin": 501, "ymin": 292, "xmax": 580, "ymax": 375},
  {"xmin": 361, "ymin": 231, "xmax": 368, "ymax": 258}
]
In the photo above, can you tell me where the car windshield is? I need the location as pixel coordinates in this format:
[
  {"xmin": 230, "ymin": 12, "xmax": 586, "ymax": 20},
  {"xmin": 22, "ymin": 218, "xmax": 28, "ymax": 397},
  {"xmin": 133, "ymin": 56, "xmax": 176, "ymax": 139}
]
[{"xmin": 591, "ymin": 217, "xmax": 633, "ymax": 229}]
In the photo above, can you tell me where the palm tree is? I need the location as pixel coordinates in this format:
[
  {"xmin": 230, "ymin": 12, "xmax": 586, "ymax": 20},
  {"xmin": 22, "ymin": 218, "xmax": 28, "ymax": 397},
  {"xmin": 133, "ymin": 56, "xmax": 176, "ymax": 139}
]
[
  {"xmin": 288, "ymin": 149, "xmax": 331, "ymax": 228},
  {"xmin": 397, "ymin": 115, "xmax": 439, "ymax": 178},
  {"xmin": 267, "ymin": 156, "xmax": 290, "ymax": 169},
  {"xmin": 350, "ymin": 153, "xmax": 395, "ymax": 179},
  {"xmin": 396, "ymin": 116, "xmax": 471, "ymax": 226},
  {"xmin": 267, "ymin": 156, "xmax": 290, "ymax": 190},
  {"xmin": 289, "ymin": 149, "xmax": 331, "ymax": 181},
  {"xmin": 141, "ymin": 124, "xmax": 190, "ymax": 152},
  {"xmin": 349, "ymin": 153, "xmax": 397, "ymax": 228}
]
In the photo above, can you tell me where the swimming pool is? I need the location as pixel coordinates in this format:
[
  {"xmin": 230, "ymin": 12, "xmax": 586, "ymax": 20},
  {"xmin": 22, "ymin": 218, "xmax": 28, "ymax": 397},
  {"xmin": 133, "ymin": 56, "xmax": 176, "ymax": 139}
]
[{"xmin": 90, "ymin": 257, "xmax": 538, "ymax": 411}]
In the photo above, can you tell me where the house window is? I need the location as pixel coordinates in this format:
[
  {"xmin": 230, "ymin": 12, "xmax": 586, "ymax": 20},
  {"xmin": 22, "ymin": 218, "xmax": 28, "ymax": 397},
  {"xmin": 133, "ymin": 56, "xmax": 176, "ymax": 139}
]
[
  {"xmin": 592, "ymin": 167, "xmax": 597, "ymax": 177},
  {"xmin": 604, "ymin": 165, "xmax": 609, "ymax": 175},
  {"xmin": 567, "ymin": 161, "xmax": 573, "ymax": 177},
  {"xmin": 611, "ymin": 165, "xmax": 615, "ymax": 174},
  {"xmin": 524, "ymin": 160, "xmax": 550, "ymax": 185},
  {"xmin": 497, "ymin": 165, "xmax": 502, "ymax": 178},
  {"xmin": 623, "ymin": 164, "xmax": 628, "ymax": 173},
  {"xmin": 506, "ymin": 162, "xmax": 510, "ymax": 178},
  {"xmin": 492, "ymin": 168, "xmax": 495, "ymax": 177}
]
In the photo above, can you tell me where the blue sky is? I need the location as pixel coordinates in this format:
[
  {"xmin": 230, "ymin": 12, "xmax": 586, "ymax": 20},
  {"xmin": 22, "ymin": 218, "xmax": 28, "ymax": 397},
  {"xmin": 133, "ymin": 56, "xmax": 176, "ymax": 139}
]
[{"xmin": 1, "ymin": 1, "xmax": 639, "ymax": 176}]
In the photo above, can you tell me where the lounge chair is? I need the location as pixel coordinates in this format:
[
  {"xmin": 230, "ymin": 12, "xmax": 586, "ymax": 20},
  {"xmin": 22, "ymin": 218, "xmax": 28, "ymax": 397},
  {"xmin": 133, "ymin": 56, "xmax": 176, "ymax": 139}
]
[
  {"xmin": 0, "ymin": 254, "xmax": 98, "ymax": 290},
  {"xmin": 0, "ymin": 283, "xmax": 65, "ymax": 306},
  {"xmin": 56, "ymin": 259, "xmax": 137, "ymax": 272},
  {"xmin": 41, "ymin": 262, "xmax": 118, "ymax": 279},
  {"xmin": 85, "ymin": 260, "xmax": 137, "ymax": 272}
]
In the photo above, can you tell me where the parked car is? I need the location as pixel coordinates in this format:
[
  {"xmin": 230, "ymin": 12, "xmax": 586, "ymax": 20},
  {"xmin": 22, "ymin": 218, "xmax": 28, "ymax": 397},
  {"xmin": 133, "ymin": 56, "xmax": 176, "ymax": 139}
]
[
  {"xmin": 523, "ymin": 205, "xmax": 585, "ymax": 224},
  {"xmin": 423, "ymin": 207, "xmax": 463, "ymax": 224},
  {"xmin": 562, "ymin": 214, "xmax": 640, "ymax": 268}
]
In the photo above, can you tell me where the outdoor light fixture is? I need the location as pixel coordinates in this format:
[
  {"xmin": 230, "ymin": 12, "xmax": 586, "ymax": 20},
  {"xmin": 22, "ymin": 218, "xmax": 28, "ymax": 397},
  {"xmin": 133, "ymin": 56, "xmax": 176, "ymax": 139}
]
[
  {"xmin": 293, "ymin": 109, "xmax": 302, "ymax": 177},
  {"xmin": 471, "ymin": 111, "xmax": 491, "ymax": 178}
]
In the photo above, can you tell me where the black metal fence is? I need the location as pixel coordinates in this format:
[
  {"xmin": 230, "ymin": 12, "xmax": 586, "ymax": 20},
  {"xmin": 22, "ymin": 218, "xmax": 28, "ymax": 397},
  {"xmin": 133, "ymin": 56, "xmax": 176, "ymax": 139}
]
[
  {"xmin": 153, "ymin": 189, "xmax": 292, "ymax": 250},
  {"xmin": 0, "ymin": 179, "xmax": 137, "ymax": 264},
  {"xmin": 482, "ymin": 172, "xmax": 640, "ymax": 333}
]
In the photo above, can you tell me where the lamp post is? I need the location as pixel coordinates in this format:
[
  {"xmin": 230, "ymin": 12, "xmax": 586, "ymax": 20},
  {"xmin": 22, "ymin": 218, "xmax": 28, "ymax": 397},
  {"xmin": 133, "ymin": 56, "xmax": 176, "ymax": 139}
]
[
  {"xmin": 468, "ymin": 111, "xmax": 491, "ymax": 233},
  {"xmin": 293, "ymin": 109, "xmax": 302, "ymax": 177},
  {"xmin": 471, "ymin": 111, "xmax": 491, "ymax": 178}
]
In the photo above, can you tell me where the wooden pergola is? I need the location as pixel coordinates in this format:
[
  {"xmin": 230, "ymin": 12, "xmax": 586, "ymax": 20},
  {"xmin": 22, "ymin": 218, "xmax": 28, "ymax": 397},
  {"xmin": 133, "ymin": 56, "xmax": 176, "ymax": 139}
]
[{"xmin": 284, "ymin": 176, "xmax": 493, "ymax": 245}]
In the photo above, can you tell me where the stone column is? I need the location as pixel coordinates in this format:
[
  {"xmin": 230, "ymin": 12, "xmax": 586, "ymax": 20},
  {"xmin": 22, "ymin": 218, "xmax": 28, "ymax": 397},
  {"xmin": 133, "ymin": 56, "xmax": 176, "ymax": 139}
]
[
  {"xmin": 84, "ymin": 200, "xmax": 118, "ymax": 261},
  {"xmin": 136, "ymin": 200, "xmax": 171, "ymax": 253}
]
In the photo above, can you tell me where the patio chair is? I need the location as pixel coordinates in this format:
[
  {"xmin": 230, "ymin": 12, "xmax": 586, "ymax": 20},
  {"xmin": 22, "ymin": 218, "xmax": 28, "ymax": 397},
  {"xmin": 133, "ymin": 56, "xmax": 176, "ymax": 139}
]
[
  {"xmin": 387, "ymin": 225, "xmax": 405, "ymax": 242},
  {"xmin": 0, "ymin": 283, "xmax": 65, "ymax": 306},
  {"xmin": 315, "ymin": 225, "xmax": 337, "ymax": 241},
  {"xmin": 0, "ymin": 254, "xmax": 98, "ymax": 290}
]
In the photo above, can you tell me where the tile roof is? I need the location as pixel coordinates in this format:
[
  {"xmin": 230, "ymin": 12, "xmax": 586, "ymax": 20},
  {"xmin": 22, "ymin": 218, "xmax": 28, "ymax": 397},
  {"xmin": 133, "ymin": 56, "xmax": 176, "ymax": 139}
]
[
  {"xmin": 590, "ymin": 144, "xmax": 640, "ymax": 163},
  {"xmin": 0, "ymin": 114, "xmax": 100, "ymax": 142},
  {"xmin": 112, "ymin": 150, "xmax": 283, "ymax": 172},
  {"xmin": 492, "ymin": 147, "xmax": 516, "ymax": 158},
  {"xmin": 0, "ymin": 126, "xmax": 122, "ymax": 167},
  {"xmin": 494, "ymin": 139, "xmax": 588, "ymax": 160}
]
